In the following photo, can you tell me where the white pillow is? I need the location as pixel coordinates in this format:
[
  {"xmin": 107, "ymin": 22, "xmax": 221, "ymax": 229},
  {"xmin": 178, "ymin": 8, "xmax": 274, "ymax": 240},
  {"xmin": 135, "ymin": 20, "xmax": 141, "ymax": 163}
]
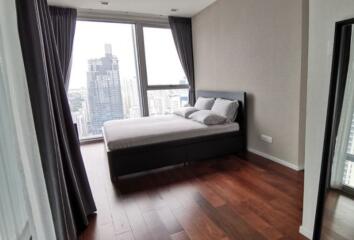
[
  {"xmin": 173, "ymin": 107, "xmax": 199, "ymax": 118},
  {"xmin": 189, "ymin": 110, "xmax": 226, "ymax": 125},
  {"xmin": 211, "ymin": 98, "xmax": 239, "ymax": 122},
  {"xmin": 194, "ymin": 97, "xmax": 215, "ymax": 110}
]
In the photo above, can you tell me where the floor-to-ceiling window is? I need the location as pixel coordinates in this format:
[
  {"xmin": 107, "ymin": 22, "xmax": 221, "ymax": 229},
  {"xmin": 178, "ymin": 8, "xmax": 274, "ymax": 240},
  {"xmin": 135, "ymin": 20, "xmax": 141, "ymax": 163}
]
[{"xmin": 68, "ymin": 20, "xmax": 188, "ymax": 140}]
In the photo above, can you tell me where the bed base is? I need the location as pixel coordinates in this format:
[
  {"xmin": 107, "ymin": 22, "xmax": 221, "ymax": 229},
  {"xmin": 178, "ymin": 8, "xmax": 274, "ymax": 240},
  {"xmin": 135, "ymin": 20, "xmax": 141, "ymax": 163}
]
[{"xmin": 107, "ymin": 132, "xmax": 245, "ymax": 182}]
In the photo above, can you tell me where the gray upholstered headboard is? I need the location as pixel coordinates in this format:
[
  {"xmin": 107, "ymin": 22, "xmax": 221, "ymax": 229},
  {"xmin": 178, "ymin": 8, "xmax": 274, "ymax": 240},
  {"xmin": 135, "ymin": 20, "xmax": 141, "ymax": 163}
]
[{"xmin": 196, "ymin": 90, "xmax": 247, "ymax": 149}]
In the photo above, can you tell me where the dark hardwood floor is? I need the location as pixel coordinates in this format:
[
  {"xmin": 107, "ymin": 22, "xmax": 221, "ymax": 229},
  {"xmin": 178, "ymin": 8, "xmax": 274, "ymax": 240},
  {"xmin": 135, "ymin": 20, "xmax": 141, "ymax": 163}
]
[
  {"xmin": 322, "ymin": 190, "xmax": 354, "ymax": 240},
  {"xmin": 79, "ymin": 143, "xmax": 306, "ymax": 240}
]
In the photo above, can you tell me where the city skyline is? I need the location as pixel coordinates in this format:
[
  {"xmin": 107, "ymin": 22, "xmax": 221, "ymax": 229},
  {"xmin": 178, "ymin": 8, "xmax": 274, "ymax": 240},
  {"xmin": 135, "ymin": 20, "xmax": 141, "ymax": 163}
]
[
  {"xmin": 343, "ymin": 113, "xmax": 354, "ymax": 187},
  {"xmin": 68, "ymin": 44, "xmax": 188, "ymax": 139}
]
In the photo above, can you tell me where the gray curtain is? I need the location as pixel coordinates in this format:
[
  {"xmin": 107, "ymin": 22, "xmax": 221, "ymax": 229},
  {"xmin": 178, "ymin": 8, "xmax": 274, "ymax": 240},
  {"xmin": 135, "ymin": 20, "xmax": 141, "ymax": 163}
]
[
  {"xmin": 168, "ymin": 16, "xmax": 196, "ymax": 105},
  {"xmin": 15, "ymin": 0, "xmax": 96, "ymax": 239},
  {"xmin": 49, "ymin": 6, "xmax": 77, "ymax": 89}
]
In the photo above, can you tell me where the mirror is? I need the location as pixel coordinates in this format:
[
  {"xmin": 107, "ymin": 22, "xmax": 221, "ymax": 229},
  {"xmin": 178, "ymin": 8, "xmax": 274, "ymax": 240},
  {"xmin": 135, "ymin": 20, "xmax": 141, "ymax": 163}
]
[{"xmin": 314, "ymin": 18, "xmax": 354, "ymax": 239}]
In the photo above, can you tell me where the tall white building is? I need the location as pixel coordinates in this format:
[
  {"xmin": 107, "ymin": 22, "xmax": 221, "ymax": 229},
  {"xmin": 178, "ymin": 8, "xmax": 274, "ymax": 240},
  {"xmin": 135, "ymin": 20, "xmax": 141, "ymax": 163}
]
[{"xmin": 120, "ymin": 76, "xmax": 141, "ymax": 118}]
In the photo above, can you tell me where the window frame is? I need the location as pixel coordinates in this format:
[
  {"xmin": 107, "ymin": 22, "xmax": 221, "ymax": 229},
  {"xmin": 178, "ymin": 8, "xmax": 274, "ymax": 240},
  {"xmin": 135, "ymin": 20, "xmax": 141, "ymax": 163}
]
[
  {"xmin": 135, "ymin": 23, "xmax": 189, "ymax": 116},
  {"xmin": 74, "ymin": 12, "xmax": 189, "ymax": 142}
]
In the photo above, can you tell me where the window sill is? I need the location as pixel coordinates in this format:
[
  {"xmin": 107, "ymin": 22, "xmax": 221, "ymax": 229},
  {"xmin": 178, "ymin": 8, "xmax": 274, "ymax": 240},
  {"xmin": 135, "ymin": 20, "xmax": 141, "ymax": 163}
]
[{"xmin": 79, "ymin": 136, "xmax": 104, "ymax": 145}]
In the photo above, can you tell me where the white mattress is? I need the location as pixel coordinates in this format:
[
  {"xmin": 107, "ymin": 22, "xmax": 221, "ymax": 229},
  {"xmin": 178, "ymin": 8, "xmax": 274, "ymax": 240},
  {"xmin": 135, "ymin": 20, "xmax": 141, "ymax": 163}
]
[{"xmin": 103, "ymin": 114, "xmax": 239, "ymax": 151}]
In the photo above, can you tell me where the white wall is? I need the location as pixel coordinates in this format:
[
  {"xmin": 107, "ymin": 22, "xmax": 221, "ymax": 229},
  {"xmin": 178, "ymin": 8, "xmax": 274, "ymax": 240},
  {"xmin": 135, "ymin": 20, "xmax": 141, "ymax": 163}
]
[
  {"xmin": 192, "ymin": 0, "xmax": 308, "ymax": 169},
  {"xmin": 300, "ymin": 0, "xmax": 354, "ymax": 239}
]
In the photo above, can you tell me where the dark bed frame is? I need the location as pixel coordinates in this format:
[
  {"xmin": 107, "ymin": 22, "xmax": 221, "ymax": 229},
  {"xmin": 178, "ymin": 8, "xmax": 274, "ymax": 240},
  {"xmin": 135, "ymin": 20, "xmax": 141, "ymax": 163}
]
[{"xmin": 107, "ymin": 90, "xmax": 247, "ymax": 182}]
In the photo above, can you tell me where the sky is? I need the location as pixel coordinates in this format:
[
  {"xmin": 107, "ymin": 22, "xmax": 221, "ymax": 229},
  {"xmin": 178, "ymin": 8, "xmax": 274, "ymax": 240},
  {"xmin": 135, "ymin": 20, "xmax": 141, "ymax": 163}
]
[{"xmin": 69, "ymin": 21, "xmax": 186, "ymax": 89}]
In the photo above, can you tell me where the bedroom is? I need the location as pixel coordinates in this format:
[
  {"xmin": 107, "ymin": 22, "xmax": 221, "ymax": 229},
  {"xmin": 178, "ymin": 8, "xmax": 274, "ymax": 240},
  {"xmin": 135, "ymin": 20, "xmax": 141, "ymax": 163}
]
[{"xmin": 1, "ymin": 0, "xmax": 354, "ymax": 239}]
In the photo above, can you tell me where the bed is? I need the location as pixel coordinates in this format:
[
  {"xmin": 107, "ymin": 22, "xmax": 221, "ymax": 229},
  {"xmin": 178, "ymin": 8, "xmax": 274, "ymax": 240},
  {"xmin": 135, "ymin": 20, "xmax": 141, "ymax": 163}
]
[{"xmin": 103, "ymin": 90, "xmax": 247, "ymax": 181}]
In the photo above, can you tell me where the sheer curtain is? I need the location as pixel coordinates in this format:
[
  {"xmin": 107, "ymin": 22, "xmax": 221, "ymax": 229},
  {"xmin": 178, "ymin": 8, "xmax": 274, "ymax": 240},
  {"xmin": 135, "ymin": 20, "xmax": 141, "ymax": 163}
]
[
  {"xmin": 0, "ymin": 0, "xmax": 55, "ymax": 239},
  {"xmin": 331, "ymin": 26, "xmax": 354, "ymax": 188}
]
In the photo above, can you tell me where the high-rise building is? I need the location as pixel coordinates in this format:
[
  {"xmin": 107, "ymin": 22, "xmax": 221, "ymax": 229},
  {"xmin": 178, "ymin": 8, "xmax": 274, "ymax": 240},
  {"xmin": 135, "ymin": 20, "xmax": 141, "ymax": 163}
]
[
  {"xmin": 120, "ymin": 76, "xmax": 141, "ymax": 118},
  {"xmin": 347, "ymin": 113, "xmax": 354, "ymax": 154},
  {"xmin": 87, "ymin": 44, "xmax": 124, "ymax": 135},
  {"xmin": 68, "ymin": 88, "xmax": 89, "ymax": 137},
  {"xmin": 147, "ymin": 89, "xmax": 188, "ymax": 116},
  {"xmin": 343, "ymin": 113, "xmax": 354, "ymax": 186}
]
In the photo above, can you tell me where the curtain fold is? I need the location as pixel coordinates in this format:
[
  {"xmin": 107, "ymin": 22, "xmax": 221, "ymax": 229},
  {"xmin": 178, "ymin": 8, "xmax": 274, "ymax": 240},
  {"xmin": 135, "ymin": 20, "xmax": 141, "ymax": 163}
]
[
  {"xmin": 168, "ymin": 16, "xmax": 196, "ymax": 105},
  {"xmin": 49, "ymin": 6, "xmax": 77, "ymax": 90},
  {"xmin": 15, "ymin": 0, "xmax": 96, "ymax": 239}
]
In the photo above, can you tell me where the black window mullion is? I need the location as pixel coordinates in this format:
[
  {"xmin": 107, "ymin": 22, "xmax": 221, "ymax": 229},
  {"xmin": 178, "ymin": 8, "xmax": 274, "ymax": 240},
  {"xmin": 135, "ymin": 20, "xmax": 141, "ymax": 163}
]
[
  {"xmin": 134, "ymin": 23, "xmax": 149, "ymax": 116},
  {"xmin": 146, "ymin": 84, "xmax": 189, "ymax": 91}
]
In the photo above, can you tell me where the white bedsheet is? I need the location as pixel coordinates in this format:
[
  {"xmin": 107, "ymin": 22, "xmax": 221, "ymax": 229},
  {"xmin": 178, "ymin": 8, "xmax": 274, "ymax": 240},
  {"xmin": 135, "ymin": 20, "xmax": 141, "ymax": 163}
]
[{"xmin": 103, "ymin": 114, "xmax": 239, "ymax": 151}]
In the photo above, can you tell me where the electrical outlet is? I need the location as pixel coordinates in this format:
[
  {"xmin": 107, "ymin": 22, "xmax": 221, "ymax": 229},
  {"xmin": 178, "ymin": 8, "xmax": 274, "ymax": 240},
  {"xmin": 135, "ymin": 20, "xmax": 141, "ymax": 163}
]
[{"xmin": 261, "ymin": 134, "xmax": 272, "ymax": 143}]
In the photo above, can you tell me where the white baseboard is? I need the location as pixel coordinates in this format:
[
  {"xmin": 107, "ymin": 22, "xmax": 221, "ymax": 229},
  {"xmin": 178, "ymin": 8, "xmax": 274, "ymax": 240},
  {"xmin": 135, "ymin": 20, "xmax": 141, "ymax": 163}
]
[
  {"xmin": 248, "ymin": 148, "xmax": 304, "ymax": 171},
  {"xmin": 299, "ymin": 225, "xmax": 312, "ymax": 239}
]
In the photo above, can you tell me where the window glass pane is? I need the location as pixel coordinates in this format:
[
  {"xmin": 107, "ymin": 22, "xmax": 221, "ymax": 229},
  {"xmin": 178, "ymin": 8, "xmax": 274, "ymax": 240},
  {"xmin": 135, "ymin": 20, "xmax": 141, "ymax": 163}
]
[
  {"xmin": 147, "ymin": 89, "xmax": 188, "ymax": 115},
  {"xmin": 143, "ymin": 27, "xmax": 187, "ymax": 85},
  {"xmin": 343, "ymin": 160, "xmax": 354, "ymax": 188},
  {"xmin": 343, "ymin": 113, "xmax": 354, "ymax": 188},
  {"xmin": 346, "ymin": 113, "xmax": 354, "ymax": 155},
  {"xmin": 68, "ymin": 21, "xmax": 141, "ymax": 140}
]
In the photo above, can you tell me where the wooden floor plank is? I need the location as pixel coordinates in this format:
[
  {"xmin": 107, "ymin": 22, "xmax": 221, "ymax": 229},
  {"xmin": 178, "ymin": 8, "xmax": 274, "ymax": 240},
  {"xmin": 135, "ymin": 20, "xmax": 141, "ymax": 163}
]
[
  {"xmin": 181, "ymin": 168, "xmax": 226, "ymax": 208},
  {"xmin": 116, "ymin": 231, "xmax": 135, "ymax": 240},
  {"xmin": 142, "ymin": 210, "xmax": 172, "ymax": 240},
  {"xmin": 156, "ymin": 207, "xmax": 183, "ymax": 235},
  {"xmin": 79, "ymin": 143, "xmax": 306, "ymax": 240},
  {"xmin": 99, "ymin": 223, "xmax": 116, "ymax": 240},
  {"xmin": 170, "ymin": 231, "xmax": 190, "ymax": 240},
  {"xmin": 322, "ymin": 191, "xmax": 354, "ymax": 240},
  {"xmin": 195, "ymin": 194, "xmax": 265, "ymax": 240},
  {"xmin": 171, "ymin": 205, "xmax": 226, "ymax": 240},
  {"xmin": 123, "ymin": 198, "xmax": 154, "ymax": 240}
]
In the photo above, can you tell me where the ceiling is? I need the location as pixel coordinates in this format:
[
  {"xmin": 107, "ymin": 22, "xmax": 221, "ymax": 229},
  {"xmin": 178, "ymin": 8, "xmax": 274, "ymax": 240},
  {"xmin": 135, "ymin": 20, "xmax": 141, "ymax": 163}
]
[{"xmin": 48, "ymin": 0, "xmax": 217, "ymax": 17}]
